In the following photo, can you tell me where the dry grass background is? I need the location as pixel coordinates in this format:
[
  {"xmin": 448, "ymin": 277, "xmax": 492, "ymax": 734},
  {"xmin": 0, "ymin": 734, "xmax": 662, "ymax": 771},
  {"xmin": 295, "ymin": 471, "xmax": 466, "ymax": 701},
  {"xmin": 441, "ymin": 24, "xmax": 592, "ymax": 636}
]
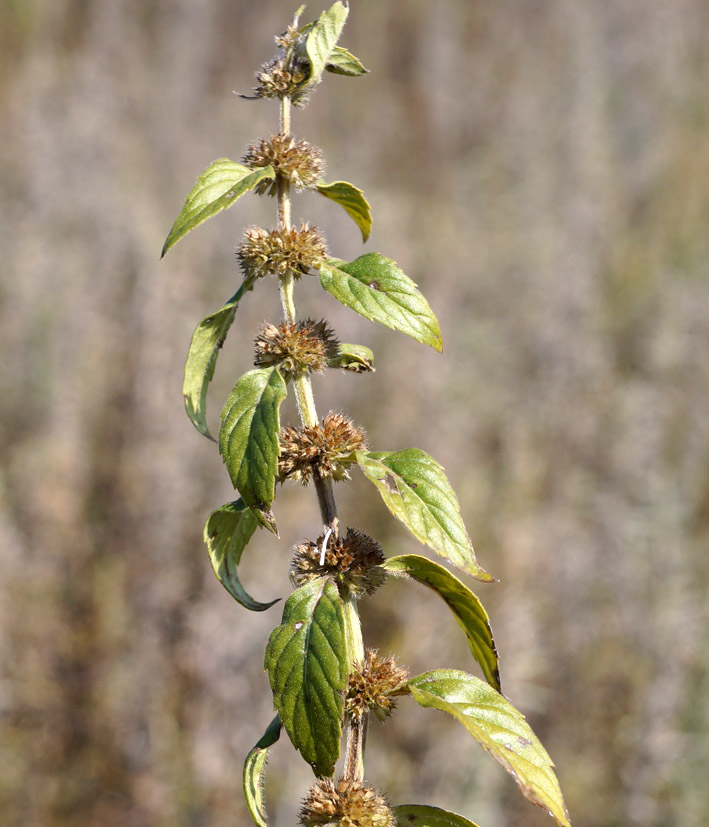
[{"xmin": 1, "ymin": 1, "xmax": 709, "ymax": 825}]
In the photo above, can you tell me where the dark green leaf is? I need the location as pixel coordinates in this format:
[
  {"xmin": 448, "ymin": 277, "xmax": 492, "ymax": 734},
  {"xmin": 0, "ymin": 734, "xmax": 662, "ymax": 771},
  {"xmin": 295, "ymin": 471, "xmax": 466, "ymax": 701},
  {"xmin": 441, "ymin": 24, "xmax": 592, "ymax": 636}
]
[
  {"xmin": 219, "ymin": 368, "xmax": 287, "ymax": 522},
  {"xmin": 326, "ymin": 46, "xmax": 369, "ymax": 77},
  {"xmin": 204, "ymin": 500, "xmax": 279, "ymax": 612},
  {"xmin": 393, "ymin": 805, "xmax": 481, "ymax": 827},
  {"xmin": 161, "ymin": 159, "xmax": 274, "ymax": 257},
  {"xmin": 327, "ymin": 343, "xmax": 375, "ymax": 373},
  {"xmin": 304, "ymin": 2, "xmax": 349, "ymax": 86},
  {"xmin": 356, "ymin": 449, "xmax": 493, "ymax": 582},
  {"xmin": 319, "ymin": 254, "xmax": 442, "ymax": 352},
  {"xmin": 264, "ymin": 578, "xmax": 347, "ymax": 776},
  {"xmin": 382, "ymin": 555, "xmax": 499, "ymax": 689},
  {"xmin": 316, "ymin": 180, "xmax": 372, "ymax": 241},
  {"xmin": 243, "ymin": 716, "xmax": 282, "ymax": 827},
  {"xmin": 183, "ymin": 279, "xmax": 253, "ymax": 440},
  {"xmin": 408, "ymin": 671, "xmax": 571, "ymax": 827}
]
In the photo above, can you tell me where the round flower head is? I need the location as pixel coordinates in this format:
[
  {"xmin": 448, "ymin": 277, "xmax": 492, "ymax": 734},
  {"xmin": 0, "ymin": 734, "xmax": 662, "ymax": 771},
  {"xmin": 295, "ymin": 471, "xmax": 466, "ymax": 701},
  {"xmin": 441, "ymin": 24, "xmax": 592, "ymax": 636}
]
[
  {"xmin": 291, "ymin": 528, "xmax": 386, "ymax": 598},
  {"xmin": 254, "ymin": 319, "xmax": 339, "ymax": 377},
  {"xmin": 299, "ymin": 777, "xmax": 395, "ymax": 827},
  {"xmin": 346, "ymin": 649, "xmax": 410, "ymax": 723},
  {"xmin": 243, "ymin": 134, "xmax": 325, "ymax": 197},
  {"xmin": 279, "ymin": 413, "xmax": 367, "ymax": 484},
  {"xmin": 237, "ymin": 222, "xmax": 328, "ymax": 281}
]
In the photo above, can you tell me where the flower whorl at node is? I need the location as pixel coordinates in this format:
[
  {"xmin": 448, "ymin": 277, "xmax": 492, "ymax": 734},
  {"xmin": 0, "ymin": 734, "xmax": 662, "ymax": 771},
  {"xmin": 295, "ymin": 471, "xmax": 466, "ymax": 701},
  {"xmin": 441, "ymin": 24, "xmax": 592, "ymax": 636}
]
[
  {"xmin": 244, "ymin": 134, "xmax": 325, "ymax": 197},
  {"xmin": 299, "ymin": 777, "xmax": 395, "ymax": 827},
  {"xmin": 250, "ymin": 24, "xmax": 311, "ymax": 108},
  {"xmin": 279, "ymin": 413, "xmax": 368, "ymax": 484},
  {"xmin": 291, "ymin": 528, "xmax": 386, "ymax": 598},
  {"xmin": 254, "ymin": 319, "xmax": 339, "ymax": 377},
  {"xmin": 346, "ymin": 650, "xmax": 410, "ymax": 723},
  {"xmin": 237, "ymin": 223, "xmax": 327, "ymax": 281}
]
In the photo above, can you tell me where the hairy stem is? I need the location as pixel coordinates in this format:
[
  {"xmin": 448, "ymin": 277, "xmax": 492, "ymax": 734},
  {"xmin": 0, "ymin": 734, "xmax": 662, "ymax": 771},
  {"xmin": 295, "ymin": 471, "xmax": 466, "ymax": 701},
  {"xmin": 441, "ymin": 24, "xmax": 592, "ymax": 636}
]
[{"xmin": 342, "ymin": 595, "xmax": 366, "ymax": 783}]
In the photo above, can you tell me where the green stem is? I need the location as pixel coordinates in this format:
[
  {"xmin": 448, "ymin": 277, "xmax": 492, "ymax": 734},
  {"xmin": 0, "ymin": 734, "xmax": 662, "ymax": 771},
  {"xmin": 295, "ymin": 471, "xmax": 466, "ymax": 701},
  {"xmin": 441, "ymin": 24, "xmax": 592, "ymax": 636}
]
[{"xmin": 343, "ymin": 595, "xmax": 366, "ymax": 783}]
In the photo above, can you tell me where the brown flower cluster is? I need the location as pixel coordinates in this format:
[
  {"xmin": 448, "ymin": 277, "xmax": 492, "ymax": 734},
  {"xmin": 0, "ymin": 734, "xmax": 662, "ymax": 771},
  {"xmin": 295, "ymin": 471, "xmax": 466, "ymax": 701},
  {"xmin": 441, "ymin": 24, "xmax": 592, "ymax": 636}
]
[
  {"xmin": 291, "ymin": 528, "xmax": 386, "ymax": 598},
  {"xmin": 299, "ymin": 777, "xmax": 395, "ymax": 827},
  {"xmin": 237, "ymin": 222, "xmax": 327, "ymax": 280},
  {"xmin": 346, "ymin": 650, "xmax": 410, "ymax": 723},
  {"xmin": 279, "ymin": 413, "xmax": 367, "ymax": 484},
  {"xmin": 243, "ymin": 134, "xmax": 324, "ymax": 197},
  {"xmin": 252, "ymin": 55, "xmax": 310, "ymax": 106},
  {"xmin": 254, "ymin": 319, "xmax": 339, "ymax": 377}
]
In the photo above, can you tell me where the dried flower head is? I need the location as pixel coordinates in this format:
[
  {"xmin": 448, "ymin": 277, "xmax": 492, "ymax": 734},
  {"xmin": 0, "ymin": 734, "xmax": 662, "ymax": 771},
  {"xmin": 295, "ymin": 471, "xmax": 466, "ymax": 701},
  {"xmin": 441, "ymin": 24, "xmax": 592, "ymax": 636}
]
[
  {"xmin": 292, "ymin": 528, "xmax": 386, "ymax": 597},
  {"xmin": 254, "ymin": 319, "xmax": 339, "ymax": 376},
  {"xmin": 243, "ymin": 134, "xmax": 325, "ymax": 197},
  {"xmin": 252, "ymin": 55, "xmax": 310, "ymax": 106},
  {"xmin": 279, "ymin": 413, "xmax": 368, "ymax": 484},
  {"xmin": 300, "ymin": 777, "xmax": 395, "ymax": 827},
  {"xmin": 237, "ymin": 223, "xmax": 327, "ymax": 280},
  {"xmin": 346, "ymin": 650, "xmax": 410, "ymax": 723}
]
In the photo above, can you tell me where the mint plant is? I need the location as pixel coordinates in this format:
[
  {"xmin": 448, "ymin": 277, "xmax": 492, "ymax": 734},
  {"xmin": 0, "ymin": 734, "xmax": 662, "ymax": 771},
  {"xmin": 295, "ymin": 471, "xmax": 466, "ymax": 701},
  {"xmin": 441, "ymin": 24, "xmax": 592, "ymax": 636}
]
[{"xmin": 161, "ymin": 5, "xmax": 571, "ymax": 827}]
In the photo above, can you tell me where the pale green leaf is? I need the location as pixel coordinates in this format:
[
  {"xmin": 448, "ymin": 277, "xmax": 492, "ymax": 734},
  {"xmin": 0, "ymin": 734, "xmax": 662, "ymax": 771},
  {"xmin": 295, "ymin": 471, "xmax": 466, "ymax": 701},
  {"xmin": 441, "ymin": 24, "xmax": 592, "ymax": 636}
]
[
  {"xmin": 393, "ymin": 805, "xmax": 481, "ymax": 827},
  {"xmin": 327, "ymin": 343, "xmax": 375, "ymax": 373},
  {"xmin": 319, "ymin": 254, "xmax": 442, "ymax": 351},
  {"xmin": 204, "ymin": 500, "xmax": 279, "ymax": 612},
  {"xmin": 316, "ymin": 180, "xmax": 372, "ymax": 241},
  {"xmin": 219, "ymin": 368, "xmax": 287, "ymax": 519},
  {"xmin": 243, "ymin": 715, "xmax": 281, "ymax": 827},
  {"xmin": 264, "ymin": 578, "xmax": 347, "ymax": 776},
  {"xmin": 357, "ymin": 449, "xmax": 493, "ymax": 582},
  {"xmin": 326, "ymin": 46, "xmax": 369, "ymax": 76},
  {"xmin": 183, "ymin": 279, "xmax": 253, "ymax": 440},
  {"xmin": 408, "ymin": 671, "xmax": 571, "ymax": 827},
  {"xmin": 382, "ymin": 555, "xmax": 499, "ymax": 689},
  {"xmin": 304, "ymin": 2, "xmax": 349, "ymax": 86},
  {"xmin": 161, "ymin": 159, "xmax": 274, "ymax": 257}
]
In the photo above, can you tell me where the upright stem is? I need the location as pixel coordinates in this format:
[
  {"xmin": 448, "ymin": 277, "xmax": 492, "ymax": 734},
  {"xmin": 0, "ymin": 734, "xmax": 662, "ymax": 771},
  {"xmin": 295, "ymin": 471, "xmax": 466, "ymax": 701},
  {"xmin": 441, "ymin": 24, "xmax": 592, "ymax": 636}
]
[{"xmin": 276, "ymin": 92, "xmax": 363, "ymax": 781}]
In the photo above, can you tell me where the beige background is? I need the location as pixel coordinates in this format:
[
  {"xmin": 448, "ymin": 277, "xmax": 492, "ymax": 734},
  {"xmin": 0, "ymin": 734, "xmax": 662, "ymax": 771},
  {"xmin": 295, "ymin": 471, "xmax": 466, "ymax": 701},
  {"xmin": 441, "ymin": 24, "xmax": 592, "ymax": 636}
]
[{"xmin": 1, "ymin": 1, "xmax": 708, "ymax": 825}]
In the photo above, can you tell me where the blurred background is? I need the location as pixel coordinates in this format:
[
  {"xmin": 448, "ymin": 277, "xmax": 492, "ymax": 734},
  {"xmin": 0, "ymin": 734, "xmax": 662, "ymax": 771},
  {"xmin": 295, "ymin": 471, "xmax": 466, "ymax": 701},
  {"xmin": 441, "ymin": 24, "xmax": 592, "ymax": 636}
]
[{"xmin": 1, "ymin": 1, "xmax": 708, "ymax": 825}]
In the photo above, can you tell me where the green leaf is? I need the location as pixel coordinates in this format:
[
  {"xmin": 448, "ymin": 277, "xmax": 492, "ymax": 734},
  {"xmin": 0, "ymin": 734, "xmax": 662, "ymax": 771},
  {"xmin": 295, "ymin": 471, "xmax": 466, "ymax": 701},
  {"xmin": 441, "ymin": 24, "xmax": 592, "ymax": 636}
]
[
  {"xmin": 183, "ymin": 279, "xmax": 253, "ymax": 440},
  {"xmin": 243, "ymin": 715, "xmax": 282, "ymax": 827},
  {"xmin": 356, "ymin": 449, "xmax": 493, "ymax": 582},
  {"xmin": 161, "ymin": 159, "xmax": 274, "ymax": 257},
  {"xmin": 382, "ymin": 555, "xmax": 499, "ymax": 690},
  {"xmin": 319, "ymin": 254, "xmax": 442, "ymax": 352},
  {"xmin": 304, "ymin": 2, "xmax": 349, "ymax": 86},
  {"xmin": 204, "ymin": 500, "xmax": 279, "ymax": 612},
  {"xmin": 393, "ymin": 805, "xmax": 481, "ymax": 827},
  {"xmin": 407, "ymin": 671, "xmax": 571, "ymax": 827},
  {"xmin": 327, "ymin": 343, "xmax": 375, "ymax": 373},
  {"xmin": 219, "ymin": 368, "xmax": 287, "ymax": 520},
  {"xmin": 264, "ymin": 578, "xmax": 347, "ymax": 776},
  {"xmin": 326, "ymin": 46, "xmax": 369, "ymax": 76},
  {"xmin": 316, "ymin": 180, "xmax": 372, "ymax": 242}
]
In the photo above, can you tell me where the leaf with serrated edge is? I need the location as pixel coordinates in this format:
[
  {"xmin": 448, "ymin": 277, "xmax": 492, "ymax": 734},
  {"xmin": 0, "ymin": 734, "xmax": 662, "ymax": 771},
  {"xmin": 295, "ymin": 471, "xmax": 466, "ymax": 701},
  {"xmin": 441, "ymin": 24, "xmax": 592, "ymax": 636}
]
[
  {"xmin": 382, "ymin": 555, "xmax": 499, "ymax": 689},
  {"xmin": 162, "ymin": 160, "xmax": 274, "ymax": 257},
  {"xmin": 408, "ymin": 670, "xmax": 571, "ymax": 827},
  {"xmin": 316, "ymin": 180, "xmax": 372, "ymax": 242},
  {"xmin": 319, "ymin": 254, "xmax": 442, "ymax": 351},
  {"xmin": 304, "ymin": 2, "xmax": 349, "ymax": 86},
  {"xmin": 393, "ymin": 805, "xmax": 482, "ymax": 827},
  {"xmin": 356, "ymin": 449, "xmax": 493, "ymax": 582},
  {"xmin": 328, "ymin": 343, "xmax": 375, "ymax": 373},
  {"xmin": 219, "ymin": 368, "xmax": 287, "ymax": 516},
  {"xmin": 264, "ymin": 578, "xmax": 347, "ymax": 776},
  {"xmin": 326, "ymin": 46, "xmax": 369, "ymax": 76},
  {"xmin": 183, "ymin": 279, "xmax": 253, "ymax": 440},
  {"xmin": 204, "ymin": 500, "xmax": 279, "ymax": 612},
  {"xmin": 243, "ymin": 715, "xmax": 281, "ymax": 827}
]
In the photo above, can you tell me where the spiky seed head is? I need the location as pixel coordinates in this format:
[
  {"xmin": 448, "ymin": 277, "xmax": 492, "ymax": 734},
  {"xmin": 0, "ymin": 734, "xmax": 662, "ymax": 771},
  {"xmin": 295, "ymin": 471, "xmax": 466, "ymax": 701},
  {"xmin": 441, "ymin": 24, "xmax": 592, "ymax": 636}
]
[
  {"xmin": 237, "ymin": 222, "xmax": 328, "ymax": 281},
  {"xmin": 244, "ymin": 134, "xmax": 325, "ymax": 197},
  {"xmin": 279, "ymin": 413, "xmax": 368, "ymax": 484},
  {"xmin": 346, "ymin": 650, "xmax": 410, "ymax": 723},
  {"xmin": 254, "ymin": 319, "xmax": 339, "ymax": 376},
  {"xmin": 299, "ymin": 777, "xmax": 395, "ymax": 827},
  {"xmin": 292, "ymin": 528, "xmax": 386, "ymax": 597},
  {"xmin": 253, "ymin": 55, "xmax": 310, "ymax": 105}
]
